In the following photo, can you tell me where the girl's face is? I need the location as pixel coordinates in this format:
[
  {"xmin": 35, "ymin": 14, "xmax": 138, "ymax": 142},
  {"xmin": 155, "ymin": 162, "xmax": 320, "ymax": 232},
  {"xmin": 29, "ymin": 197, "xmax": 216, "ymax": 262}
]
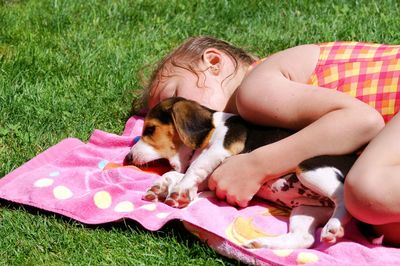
[{"xmin": 148, "ymin": 66, "xmax": 229, "ymax": 111}]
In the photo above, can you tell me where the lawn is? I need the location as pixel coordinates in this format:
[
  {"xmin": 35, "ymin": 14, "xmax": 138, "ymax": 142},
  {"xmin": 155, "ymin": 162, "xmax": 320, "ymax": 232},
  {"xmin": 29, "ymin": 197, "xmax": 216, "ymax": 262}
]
[{"xmin": 0, "ymin": 0, "xmax": 399, "ymax": 264}]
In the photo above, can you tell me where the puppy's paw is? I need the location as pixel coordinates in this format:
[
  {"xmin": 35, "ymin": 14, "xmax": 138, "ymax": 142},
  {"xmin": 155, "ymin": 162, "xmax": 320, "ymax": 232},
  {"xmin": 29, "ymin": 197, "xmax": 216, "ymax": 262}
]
[
  {"xmin": 244, "ymin": 233, "xmax": 315, "ymax": 250},
  {"xmin": 143, "ymin": 171, "xmax": 184, "ymax": 202},
  {"xmin": 165, "ymin": 182, "xmax": 198, "ymax": 208},
  {"xmin": 164, "ymin": 192, "xmax": 190, "ymax": 208},
  {"xmin": 143, "ymin": 185, "xmax": 164, "ymax": 202},
  {"xmin": 321, "ymin": 218, "xmax": 344, "ymax": 244},
  {"xmin": 243, "ymin": 238, "xmax": 266, "ymax": 249},
  {"xmin": 244, "ymin": 237, "xmax": 292, "ymax": 250}
]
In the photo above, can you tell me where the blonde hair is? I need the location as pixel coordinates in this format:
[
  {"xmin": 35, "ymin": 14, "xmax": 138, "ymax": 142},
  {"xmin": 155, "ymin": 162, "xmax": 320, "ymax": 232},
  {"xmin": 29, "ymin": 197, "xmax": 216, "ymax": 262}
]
[{"xmin": 133, "ymin": 36, "xmax": 257, "ymax": 114}]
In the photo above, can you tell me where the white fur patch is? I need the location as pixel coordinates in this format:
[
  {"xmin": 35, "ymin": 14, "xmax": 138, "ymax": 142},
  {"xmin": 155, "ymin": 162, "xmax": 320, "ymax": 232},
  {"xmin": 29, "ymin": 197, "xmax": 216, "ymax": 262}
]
[
  {"xmin": 172, "ymin": 112, "xmax": 235, "ymax": 190},
  {"xmin": 298, "ymin": 167, "xmax": 342, "ymax": 197},
  {"xmin": 129, "ymin": 139, "xmax": 162, "ymax": 165},
  {"xmin": 168, "ymin": 145, "xmax": 193, "ymax": 173}
]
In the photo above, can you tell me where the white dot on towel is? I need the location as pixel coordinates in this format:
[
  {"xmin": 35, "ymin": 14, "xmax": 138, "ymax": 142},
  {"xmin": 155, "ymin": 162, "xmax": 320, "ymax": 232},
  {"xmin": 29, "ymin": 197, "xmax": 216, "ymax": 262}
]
[
  {"xmin": 114, "ymin": 201, "xmax": 134, "ymax": 212},
  {"xmin": 34, "ymin": 178, "xmax": 54, "ymax": 188},
  {"xmin": 272, "ymin": 249, "xmax": 293, "ymax": 257},
  {"xmin": 296, "ymin": 252, "xmax": 319, "ymax": 264},
  {"xmin": 93, "ymin": 191, "xmax": 112, "ymax": 209},
  {"xmin": 53, "ymin": 186, "xmax": 73, "ymax": 200},
  {"xmin": 156, "ymin": 212, "xmax": 170, "ymax": 219},
  {"xmin": 140, "ymin": 203, "xmax": 156, "ymax": 211}
]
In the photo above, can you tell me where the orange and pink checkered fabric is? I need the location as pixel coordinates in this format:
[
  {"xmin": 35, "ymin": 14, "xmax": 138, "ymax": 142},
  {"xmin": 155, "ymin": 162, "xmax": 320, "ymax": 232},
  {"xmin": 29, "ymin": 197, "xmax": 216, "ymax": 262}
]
[{"xmin": 307, "ymin": 42, "xmax": 400, "ymax": 123}]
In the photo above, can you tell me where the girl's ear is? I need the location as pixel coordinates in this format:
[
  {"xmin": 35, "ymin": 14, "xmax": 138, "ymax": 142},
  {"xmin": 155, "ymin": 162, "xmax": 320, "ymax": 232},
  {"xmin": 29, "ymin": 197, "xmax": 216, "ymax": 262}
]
[{"xmin": 203, "ymin": 48, "xmax": 222, "ymax": 75}]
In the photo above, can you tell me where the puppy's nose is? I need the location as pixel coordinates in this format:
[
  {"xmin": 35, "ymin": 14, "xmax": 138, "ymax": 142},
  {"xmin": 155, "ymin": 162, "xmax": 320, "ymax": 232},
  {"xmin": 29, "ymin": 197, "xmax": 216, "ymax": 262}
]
[{"xmin": 123, "ymin": 152, "xmax": 133, "ymax": 165}]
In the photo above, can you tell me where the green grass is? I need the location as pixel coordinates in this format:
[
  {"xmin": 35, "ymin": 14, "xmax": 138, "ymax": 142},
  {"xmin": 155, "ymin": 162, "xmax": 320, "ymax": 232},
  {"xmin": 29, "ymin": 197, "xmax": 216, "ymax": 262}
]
[{"xmin": 0, "ymin": 0, "xmax": 399, "ymax": 264}]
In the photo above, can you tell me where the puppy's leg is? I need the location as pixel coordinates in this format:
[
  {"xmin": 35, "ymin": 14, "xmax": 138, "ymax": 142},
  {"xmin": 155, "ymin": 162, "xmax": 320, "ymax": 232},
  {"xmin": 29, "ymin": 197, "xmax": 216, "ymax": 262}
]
[
  {"xmin": 243, "ymin": 206, "xmax": 332, "ymax": 249},
  {"xmin": 165, "ymin": 146, "xmax": 232, "ymax": 208},
  {"xmin": 143, "ymin": 171, "xmax": 184, "ymax": 202},
  {"xmin": 296, "ymin": 164, "xmax": 351, "ymax": 244}
]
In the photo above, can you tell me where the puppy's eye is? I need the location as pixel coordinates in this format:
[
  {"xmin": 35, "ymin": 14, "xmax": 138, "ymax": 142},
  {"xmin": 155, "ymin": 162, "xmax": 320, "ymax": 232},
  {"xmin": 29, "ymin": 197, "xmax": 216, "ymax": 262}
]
[{"xmin": 143, "ymin": 126, "xmax": 155, "ymax": 136}]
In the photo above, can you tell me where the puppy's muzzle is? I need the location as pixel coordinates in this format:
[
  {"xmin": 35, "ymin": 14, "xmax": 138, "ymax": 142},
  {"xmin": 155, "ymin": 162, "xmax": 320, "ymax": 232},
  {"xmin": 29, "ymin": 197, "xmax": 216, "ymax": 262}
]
[{"xmin": 123, "ymin": 152, "xmax": 133, "ymax": 166}]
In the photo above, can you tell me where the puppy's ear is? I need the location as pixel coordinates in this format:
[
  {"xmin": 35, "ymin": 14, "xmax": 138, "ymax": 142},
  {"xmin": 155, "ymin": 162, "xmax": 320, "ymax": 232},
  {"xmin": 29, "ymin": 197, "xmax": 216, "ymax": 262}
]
[{"xmin": 171, "ymin": 100, "xmax": 215, "ymax": 150}]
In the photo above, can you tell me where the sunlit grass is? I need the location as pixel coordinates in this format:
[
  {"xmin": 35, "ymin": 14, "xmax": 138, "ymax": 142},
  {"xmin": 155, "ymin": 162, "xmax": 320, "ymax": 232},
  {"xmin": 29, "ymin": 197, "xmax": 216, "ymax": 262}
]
[{"xmin": 1, "ymin": 0, "xmax": 399, "ymax": 264}]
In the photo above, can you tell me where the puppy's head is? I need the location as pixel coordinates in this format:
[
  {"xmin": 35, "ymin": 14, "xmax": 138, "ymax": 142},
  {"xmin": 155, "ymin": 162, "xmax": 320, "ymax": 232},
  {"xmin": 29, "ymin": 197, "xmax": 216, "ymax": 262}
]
[{"xmin": 125, "ymin": 97, "xmax": 215, "ymax": 172}]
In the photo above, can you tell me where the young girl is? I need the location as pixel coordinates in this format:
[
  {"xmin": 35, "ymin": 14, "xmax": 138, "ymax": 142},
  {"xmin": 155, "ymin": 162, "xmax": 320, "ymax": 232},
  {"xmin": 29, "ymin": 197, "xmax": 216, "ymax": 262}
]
[{"xmin": 140, "ymin": 36, "xmax": 400, "ymax": 246}]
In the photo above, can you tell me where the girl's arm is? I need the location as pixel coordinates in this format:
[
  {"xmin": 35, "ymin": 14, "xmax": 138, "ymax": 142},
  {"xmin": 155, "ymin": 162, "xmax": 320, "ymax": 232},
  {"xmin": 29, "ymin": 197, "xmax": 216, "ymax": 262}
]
[
  {"xmin": 239, "ymin": 71, "xmax": 384, "ymax": 158},
  {"xmin": 209, "ymin": 55, "xmax": 384, "ymax": 207}
]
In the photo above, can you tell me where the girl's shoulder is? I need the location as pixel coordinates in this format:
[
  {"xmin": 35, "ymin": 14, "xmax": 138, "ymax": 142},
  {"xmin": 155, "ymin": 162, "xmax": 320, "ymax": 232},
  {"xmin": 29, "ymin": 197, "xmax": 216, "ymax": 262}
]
[{"xmin": 253, "ymin": 44, "xmax": 320, "ymax": 83}]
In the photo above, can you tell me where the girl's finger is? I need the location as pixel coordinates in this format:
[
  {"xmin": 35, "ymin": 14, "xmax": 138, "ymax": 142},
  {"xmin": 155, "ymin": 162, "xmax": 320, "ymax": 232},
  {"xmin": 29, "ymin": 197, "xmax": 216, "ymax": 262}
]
[
  {"xmin": 226, "ymin": 194, "xmax": 237, "ymax": 206},
  {"xmin": 208, "ymin": 175, "xmax": 217, "ymax": 191},
  {"xmin": 237, "ymin": 198, "xmax": 250, "ymax": 208},
  {"xmin": 215, "ymin": 187, "xmax": 227, "ymax": 200}
]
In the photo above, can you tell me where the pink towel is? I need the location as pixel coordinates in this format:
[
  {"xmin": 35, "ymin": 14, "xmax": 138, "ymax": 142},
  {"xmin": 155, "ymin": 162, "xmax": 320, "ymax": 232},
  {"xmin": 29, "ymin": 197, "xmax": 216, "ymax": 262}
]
[{"xmin": 1, "ymin": 116, "xmax": 400, "ymax": 265}]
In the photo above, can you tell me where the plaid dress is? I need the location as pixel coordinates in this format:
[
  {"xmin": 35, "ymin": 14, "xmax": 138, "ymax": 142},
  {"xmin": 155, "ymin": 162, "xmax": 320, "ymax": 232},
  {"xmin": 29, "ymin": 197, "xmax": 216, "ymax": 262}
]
[{"xmin": 307, "ymin": 42, "xmax": 400, "ymax": 123}]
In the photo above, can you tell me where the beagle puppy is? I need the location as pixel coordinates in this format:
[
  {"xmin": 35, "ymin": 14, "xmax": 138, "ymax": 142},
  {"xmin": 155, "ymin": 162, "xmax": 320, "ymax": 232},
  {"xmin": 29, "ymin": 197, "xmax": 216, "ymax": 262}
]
[{"xmin": 124, "ymin": 97, "xmax": 357, "ymax": 249}]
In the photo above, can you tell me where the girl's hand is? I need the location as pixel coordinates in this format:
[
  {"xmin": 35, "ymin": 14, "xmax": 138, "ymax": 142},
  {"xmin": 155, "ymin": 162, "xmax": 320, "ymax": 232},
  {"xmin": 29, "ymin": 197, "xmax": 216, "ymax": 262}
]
[{"xmin": 208, "ymin": 153, "xmax": 266, "ymax": 208}]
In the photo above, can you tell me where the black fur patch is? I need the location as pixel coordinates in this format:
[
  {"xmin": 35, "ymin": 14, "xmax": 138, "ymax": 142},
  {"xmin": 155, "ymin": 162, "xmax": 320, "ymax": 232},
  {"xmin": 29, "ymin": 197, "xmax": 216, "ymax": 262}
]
[
  {"xmin": 243, "ymin": 123, "xmax": 294, "ymax": 153},
  {"xmin": 223, "ymin": 116, "xmax": 248, "ymax": 153},
  {"xmin": 146, "ymin": 97, "xmax": 185, "ymax": 124},
  {"xmin": 299, "ymin": 155, "xmax": 358, "ymax": 182},
  {"xmin": 171, "ymin": 99, "xmax": 216, "ymax": 149},
  {"xmin": 182, "ymin": 114, "xmax": 215, "ymax": 148},
  {"xmin": 223, "ymin": 115, "xmax": 294, "ymax": 153}
]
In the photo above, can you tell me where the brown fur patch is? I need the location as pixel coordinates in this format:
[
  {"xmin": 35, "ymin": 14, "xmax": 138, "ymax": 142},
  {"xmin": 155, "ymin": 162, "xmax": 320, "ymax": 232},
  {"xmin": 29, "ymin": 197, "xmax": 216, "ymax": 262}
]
[
  {"xmin": 223, "ymin": 116, "xmax": 247, "ymax": 155},
  {"xmin": 198, "ymin": 128, "xmax": 215, "ymax": 149},
  {"xmin": 141, "ymin": 119, "xmax": 180, "ymax": 159},
  {"xmin": 226, "ymin": 140, "xmax": 245, "ymax": 155},
  {"xmin": 171, "ymin": 100, "xmax": 215, "ymax": 150}
]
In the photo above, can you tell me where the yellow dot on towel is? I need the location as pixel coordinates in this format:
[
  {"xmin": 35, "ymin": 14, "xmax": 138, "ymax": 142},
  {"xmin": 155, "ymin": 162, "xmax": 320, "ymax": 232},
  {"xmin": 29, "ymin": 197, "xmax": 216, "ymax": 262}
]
[
  {"xmin": 140, "ymin": 203, "xmax": 156, "ymax": 211},
  {"xmin": 53, "ymin": 186, "xmax": 73, "ymax": 200},
  {"xmin": 34, "ymin": 178, "xmax": 54, "ymax": 188},
  {"xmin": 156, "ymin": 212, "xmax": 170, "ymax": 219},
  {"xmin": 272, "ymin": 249, "xmax": 293, "ymax": 257},
  {"xmin": 94, "ymin": 191, "xmax": 112, "ymax": 209},
  {"xmin": 114, "ymin": 201, "xmax": 134, "ymax": 212},
  {"xmin": 296, "ymin": 252, "xmax": 319, "ymax": 264}
]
